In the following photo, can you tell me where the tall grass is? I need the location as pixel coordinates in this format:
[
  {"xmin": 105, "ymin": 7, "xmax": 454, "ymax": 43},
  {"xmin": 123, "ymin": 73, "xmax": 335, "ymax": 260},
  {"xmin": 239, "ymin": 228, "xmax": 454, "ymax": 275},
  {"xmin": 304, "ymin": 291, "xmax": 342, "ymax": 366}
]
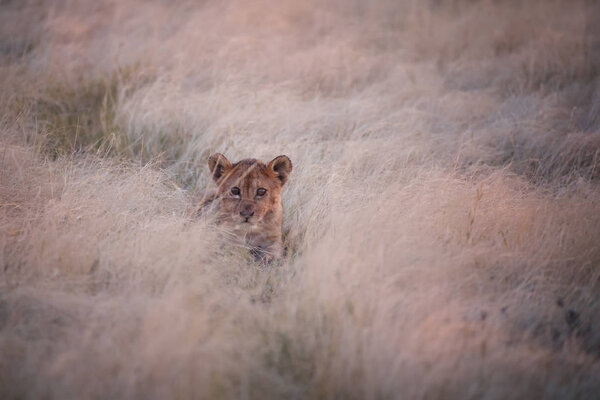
[{"xmin": 1, "ymin": 0, "xmax": 599, "ymax": 399}]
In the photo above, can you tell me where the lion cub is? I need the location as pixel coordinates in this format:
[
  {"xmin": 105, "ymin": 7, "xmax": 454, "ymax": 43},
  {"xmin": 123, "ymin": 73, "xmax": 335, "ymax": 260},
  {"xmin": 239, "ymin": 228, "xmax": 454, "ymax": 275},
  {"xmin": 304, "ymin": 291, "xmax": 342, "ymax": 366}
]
[{"xmin": 200, "ymin": 153, "xmax": 292, "ymax": 262}]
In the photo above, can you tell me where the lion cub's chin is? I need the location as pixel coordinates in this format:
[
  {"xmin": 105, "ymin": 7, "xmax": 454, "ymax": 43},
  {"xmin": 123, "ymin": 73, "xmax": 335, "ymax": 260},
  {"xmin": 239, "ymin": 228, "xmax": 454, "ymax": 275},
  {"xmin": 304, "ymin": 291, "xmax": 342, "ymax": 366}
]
[
  {"xmin": 218, "ymin": 218, "xmax": 261, "ymax": 233},
  {"xmin": 232, "ymin": 222, "xmax": 261, "ymax": 232}
]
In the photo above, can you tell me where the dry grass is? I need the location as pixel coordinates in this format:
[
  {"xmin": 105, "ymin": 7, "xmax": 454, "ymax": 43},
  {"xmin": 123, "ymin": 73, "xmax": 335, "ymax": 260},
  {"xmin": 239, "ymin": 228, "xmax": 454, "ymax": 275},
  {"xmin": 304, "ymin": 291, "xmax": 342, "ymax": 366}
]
[{"xmin": 1, "ymin": 0, "xmax": 600, "ymax": 399}]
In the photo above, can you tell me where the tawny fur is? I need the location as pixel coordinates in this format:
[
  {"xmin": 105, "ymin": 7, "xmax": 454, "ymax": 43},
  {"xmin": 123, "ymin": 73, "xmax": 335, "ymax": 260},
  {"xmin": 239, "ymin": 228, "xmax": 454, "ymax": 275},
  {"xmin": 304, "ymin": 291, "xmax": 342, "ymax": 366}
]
[{"xmin": 199, "ymin": 153, "xmax": 292, "ymax": 262}]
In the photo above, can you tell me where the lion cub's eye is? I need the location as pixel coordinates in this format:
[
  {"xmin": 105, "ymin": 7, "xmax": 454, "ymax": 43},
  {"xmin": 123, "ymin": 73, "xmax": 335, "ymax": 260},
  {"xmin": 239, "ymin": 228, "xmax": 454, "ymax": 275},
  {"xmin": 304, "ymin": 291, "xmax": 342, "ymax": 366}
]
[
  {"xmin": 231, "ymin": 187, "xmax": 241, "ymax": 196},
  {"xmin": 256, "ymin": 188, "xmax": 267, "ymax": 197}
]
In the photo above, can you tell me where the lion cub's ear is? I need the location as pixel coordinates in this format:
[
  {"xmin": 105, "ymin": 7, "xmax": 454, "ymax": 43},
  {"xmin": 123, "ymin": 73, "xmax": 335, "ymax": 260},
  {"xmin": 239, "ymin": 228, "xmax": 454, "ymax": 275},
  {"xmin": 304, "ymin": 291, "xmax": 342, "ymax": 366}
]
[
  {"xmin": 208, "ymin": 153, "xmax": 232, "ymax": 182},
  {"xmin": 268, "ymin": 155, "xmax": 292, "ymax": 186}
]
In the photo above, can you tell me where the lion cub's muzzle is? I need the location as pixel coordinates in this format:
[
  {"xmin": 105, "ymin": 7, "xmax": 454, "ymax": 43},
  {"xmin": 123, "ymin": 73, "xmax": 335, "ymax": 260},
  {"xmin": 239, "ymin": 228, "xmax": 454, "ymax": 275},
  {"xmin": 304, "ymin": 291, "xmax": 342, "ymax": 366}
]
[{"xmin": 239, "ymin": 202, "xmax": 255, "ymax": 223}]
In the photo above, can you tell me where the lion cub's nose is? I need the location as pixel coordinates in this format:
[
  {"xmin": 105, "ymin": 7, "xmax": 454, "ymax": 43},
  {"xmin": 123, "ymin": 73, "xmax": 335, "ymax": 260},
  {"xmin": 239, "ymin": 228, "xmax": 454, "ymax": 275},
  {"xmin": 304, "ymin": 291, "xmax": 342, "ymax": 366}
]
[{"xmin": 240, "ymin": 206, "xmax": 254, "ymax": 218}]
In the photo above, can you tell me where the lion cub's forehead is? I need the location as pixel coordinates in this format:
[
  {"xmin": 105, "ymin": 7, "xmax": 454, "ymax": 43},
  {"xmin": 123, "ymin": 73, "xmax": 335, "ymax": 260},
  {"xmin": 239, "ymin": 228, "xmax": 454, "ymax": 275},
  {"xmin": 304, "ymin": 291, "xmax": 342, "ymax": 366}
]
[{"xmin": 225, "ymin": 159, "xmax": 277, "ymax": 188}]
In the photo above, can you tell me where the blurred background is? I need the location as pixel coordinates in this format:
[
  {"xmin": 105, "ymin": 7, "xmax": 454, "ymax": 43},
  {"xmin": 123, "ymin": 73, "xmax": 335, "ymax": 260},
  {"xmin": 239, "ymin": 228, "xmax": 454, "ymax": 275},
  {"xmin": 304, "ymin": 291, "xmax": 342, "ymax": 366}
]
[{"xmin": 1, "ymin": 0, "xmax": 599, "ymax": 399}]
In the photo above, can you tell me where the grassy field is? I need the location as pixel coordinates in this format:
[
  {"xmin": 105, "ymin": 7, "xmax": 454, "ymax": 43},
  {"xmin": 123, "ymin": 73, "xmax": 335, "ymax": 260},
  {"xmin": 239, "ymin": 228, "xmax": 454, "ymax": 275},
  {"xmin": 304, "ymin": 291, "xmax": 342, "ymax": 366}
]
[{"xmin": 1, "ymin": 0, "xmax": 599, "ymax": 398}]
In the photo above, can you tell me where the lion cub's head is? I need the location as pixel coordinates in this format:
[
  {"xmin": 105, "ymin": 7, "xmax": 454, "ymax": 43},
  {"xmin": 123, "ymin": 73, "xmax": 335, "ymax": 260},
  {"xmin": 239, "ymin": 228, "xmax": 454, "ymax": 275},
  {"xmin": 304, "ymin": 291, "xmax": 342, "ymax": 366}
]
[{"xmin": 207, "ymin": 154, "xmax": 292, "ymax": 256}]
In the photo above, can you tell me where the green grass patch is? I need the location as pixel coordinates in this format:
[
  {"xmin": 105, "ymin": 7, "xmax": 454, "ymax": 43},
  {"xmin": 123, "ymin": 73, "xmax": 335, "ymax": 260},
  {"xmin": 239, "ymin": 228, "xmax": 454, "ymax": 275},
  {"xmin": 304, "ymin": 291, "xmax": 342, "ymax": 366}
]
[{"xmin": 32, "ymin": 74, "xmax": 125, "ymax": 158}]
